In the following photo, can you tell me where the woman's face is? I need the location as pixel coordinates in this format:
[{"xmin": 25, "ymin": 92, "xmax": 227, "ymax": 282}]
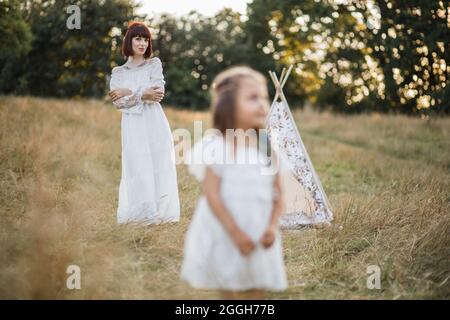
[
  {"xmin": 131, "ymin": 35, "xmax": 149, "ymax": 57},
  {"xmin": 235, "ymin": 77, "xmax": 270, "ymax": 131}
]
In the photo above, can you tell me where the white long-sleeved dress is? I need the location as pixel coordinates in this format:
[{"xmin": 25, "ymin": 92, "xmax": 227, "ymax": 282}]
[{"xmin": 109, "ymin": 57, "xmax": 180, "ymax": 224}]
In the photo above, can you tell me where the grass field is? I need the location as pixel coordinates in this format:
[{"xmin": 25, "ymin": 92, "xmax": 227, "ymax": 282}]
[{"xmin": 0, "ymin": 96, "xmax": 449, "ymax": 299}]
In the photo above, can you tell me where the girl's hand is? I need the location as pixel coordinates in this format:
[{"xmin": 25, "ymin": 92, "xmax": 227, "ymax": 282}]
[
  {"xmin": 231, "ymin": 229, "xmax": 256, "ymax": 256},
  {"xmin": 142, "ymin": 86, "xmax": 164, "ymax": 102},
  {"xmin": 260, "ymin": 224, "xmax": 277, "ymax": 249},
  {"xmin": 109, "ymin": 88, "xmax": 132, "ymax": 102}
]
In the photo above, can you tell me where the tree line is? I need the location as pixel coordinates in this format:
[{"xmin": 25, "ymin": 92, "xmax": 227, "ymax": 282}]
[{"xmin": 1, "ymin": 0, "xmax": 448, "ymax": 114}]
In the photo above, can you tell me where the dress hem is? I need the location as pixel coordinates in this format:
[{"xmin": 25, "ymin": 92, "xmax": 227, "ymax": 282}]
[{"xmin": 180, "ymin": 275, "xmax": 288, "ymax": 292}]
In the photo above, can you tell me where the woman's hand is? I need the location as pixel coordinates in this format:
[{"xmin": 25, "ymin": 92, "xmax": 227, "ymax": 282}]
[
  {"xmin": 260, "ymin": 224, "xmax": 277, "ymax": 249},
  {"xmin": 109, "ymin": 88, "xmax": 132, "ymax": 102},
  {"xmin": 231, "ymin": 228, "xmax": 256, "ymax": 256},
  {"xmin": 142, "ymin": 86, "xmax": 164, "ymax": 103}
]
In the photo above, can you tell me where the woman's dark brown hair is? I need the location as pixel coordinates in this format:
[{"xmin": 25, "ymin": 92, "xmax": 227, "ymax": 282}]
[
  {"xmin": 210, "ymin": 66, "xmax": 267, "ymax": 135},
  {"xmin": 121, "ymin": 21, "xmax": 153, "ymax": 59}
]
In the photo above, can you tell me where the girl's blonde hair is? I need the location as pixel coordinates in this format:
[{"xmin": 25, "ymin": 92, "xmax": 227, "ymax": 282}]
[{"xmin": 210, "ymin": 66, "xmax": 267, "ymax": 134}]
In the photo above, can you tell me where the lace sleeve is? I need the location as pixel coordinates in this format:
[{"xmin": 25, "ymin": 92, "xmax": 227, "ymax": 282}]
[
  {"xmin": 109, "ymin": 67, "xmax": 144, "ymax": 111},
  {"xmin": 149, "ymin": 58, "xmax": 166, "ymax": 90}
]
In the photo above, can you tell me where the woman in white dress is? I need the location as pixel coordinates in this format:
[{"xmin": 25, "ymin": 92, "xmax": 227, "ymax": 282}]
[{"xmin": 109, "ymin": 21, "xmax": 180, "ymax": 224}]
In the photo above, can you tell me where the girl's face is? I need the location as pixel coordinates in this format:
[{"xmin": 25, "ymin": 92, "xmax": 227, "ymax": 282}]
[
  {"xmin": 235, "ymin": 77, "xmax": 270, "ymax": 131},
  {"xmin": 131, "ymin": 35, "xmax": 149, "ymax": 57}
]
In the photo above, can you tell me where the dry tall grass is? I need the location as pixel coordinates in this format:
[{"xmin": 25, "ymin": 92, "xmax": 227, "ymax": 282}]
[{"xmin": 0, "ymin": 96, "xmax": 449, "ymax": 299}]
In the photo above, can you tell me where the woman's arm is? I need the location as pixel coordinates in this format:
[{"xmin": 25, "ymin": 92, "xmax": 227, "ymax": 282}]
[
  {"xmin": 203, "ymin": 166, "xmax": 256, "ymax": 256},
  {"xmin": 109, "ymin": 67, "xmax": 143, "ymax": 109},
  {"xmin": 149, "ymin": 57, "xmax": 166, "ymax": 89},
  {"xmin": 142, "ymin": 58, "xmax": 166, "ymax": 103},
  {"xmin": 141, "ymin": 87, "xmax": 164, "ymax": 103}
]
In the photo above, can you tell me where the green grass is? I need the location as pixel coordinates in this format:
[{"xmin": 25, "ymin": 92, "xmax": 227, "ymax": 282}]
[{"xmin": 0, "ymin": 96, "xmax": 449, "ymax": 299}]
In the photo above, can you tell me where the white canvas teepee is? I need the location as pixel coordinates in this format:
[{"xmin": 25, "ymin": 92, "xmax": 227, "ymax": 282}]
[{"xmin": 266, "ymin": 65, "xmax": 333, "ymax": 229}]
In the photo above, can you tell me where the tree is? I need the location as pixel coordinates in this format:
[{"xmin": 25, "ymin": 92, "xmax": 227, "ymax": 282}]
[
  {"xmin": 1, "ymin": 0, "xmax": 137, "ymax": 98},
  {"xmin": 147, "ymin": 9, "xmax": 260, "ymax": 108},
  {"xmin": 245, "ymin": 0, "xmax": 449, "ymax": 114},
  {"xmin": 0, "ymin": 0, "xmax": 32, "ymax": 93}
]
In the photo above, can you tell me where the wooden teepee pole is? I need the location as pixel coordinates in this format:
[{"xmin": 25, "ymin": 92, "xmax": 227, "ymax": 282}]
[
  {"xmin": 269, "ymin": 65, "xmax": 293, "ymax": 103},
  {"xmin": 280, "ymin": 65, "xmax": 293, "ymax": 89}
]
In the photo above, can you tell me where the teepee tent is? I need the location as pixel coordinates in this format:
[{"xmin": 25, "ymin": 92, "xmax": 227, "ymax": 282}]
[{"xmin": 266, "ymin": 65, "xmax": 333, "ymax": 229}]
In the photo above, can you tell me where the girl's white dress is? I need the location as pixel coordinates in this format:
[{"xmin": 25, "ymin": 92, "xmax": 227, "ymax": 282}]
[
  {"xmin": 109, "ymin": 57, "xmax": 180, "ymax": 224},
  {"xmin": 181, "ymin": 134, "xmax": 288, "ymax": 291}
]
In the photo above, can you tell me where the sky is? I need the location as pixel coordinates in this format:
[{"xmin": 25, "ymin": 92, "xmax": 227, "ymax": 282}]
[{"xmin": 135, "ymin": 0, "xmax": 252, "ymax": 16}]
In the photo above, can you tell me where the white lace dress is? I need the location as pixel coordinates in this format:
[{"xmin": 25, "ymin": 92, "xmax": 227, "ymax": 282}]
[
  {"xmin": 181, "ymin": 134, "xmax": 288, "ymax": 291},
  {"xmin": 109, "ymin": 57, "xmax": 180, "ymax": 224}
]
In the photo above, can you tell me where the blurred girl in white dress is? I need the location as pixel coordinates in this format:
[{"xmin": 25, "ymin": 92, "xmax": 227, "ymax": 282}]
[
  {"xmin": 181, "ymin": 66, "xmax": 288, "ymax": 299},
  {"xmin": 109, "ymin": 22, "xmax": 180, "ymax": 224}
]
